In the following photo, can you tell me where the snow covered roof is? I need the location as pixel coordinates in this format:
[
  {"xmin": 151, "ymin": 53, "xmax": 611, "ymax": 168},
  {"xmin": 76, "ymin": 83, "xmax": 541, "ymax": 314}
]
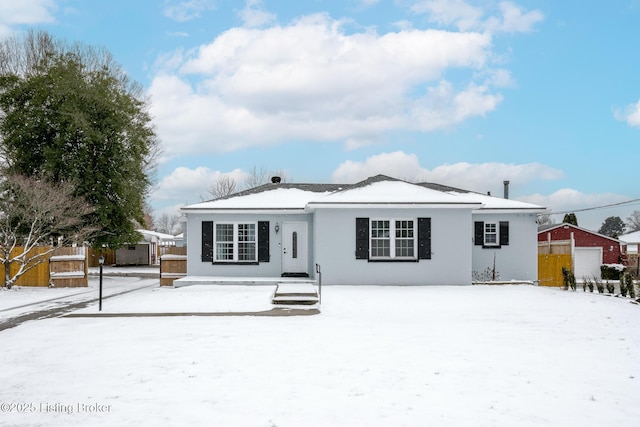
[
  {"xmin": 181, "ymin": 175, "xmax": 545, "ymax": 213},
  {"xmin": 619, "ymin": 230, "xmax": 640, "ymax": 244},
  {"xmin": 182, "ymin": 187, "xmax": 339, "ymax": 211},
  {"xmin": 307, "ymin": 178, "xmax": 481, "ymax": 208},
  {"xmin": 137, "ymin": 229, "xmax": 179, "ymax": 241},
  {"xmin": 448, "ymin": 190, "xmax": 546, "ymax": 211},
  {"xmin": 537, "ymin": 223, "xmax": 623, "ymax": 243}
]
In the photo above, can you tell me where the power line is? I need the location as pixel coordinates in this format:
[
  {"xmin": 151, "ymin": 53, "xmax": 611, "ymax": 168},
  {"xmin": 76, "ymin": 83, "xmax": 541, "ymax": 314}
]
[{"xmin": 546, "ymin": 198, "xmax": 640, "ymax": 216}]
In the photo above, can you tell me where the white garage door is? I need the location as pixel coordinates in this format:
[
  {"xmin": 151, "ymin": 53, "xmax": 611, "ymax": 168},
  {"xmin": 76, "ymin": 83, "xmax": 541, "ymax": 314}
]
[{"xmin": 574, "ymin": 247, "xmax": 602, "ymax": 279}]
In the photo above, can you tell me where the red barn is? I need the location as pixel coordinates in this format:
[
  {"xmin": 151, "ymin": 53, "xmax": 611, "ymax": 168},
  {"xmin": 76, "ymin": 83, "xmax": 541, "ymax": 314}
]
[{"xmin": 538, "ymin": 223, "xmax": 625, "ymax": 279}]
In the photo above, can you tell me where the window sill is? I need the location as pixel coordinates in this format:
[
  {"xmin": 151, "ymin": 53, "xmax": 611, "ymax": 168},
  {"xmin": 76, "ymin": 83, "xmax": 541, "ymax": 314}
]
[
  {"xmin": 368, "ymin": 258, "xmax": 419, "ymax": 263},
  {"xmin": 213, "ymin": 261, "xmax": 259, "ymax": 265}
]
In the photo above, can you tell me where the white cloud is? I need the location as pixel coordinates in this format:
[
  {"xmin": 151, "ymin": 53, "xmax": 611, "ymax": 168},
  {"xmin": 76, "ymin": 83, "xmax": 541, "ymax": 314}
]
[
  {"xmin": 392, "ymin": 20, "xmax": 414, "ymax": 31},
  {"xmin": 521, "ymin": 188, "xmax": 628, "ymax": 210},
  {"xmin": 163, "ymin": 0, "xmax": 216, "ymax": 22},
  {"xmin": 411, "ymin": 0, "xmax": 483, "ymax": 32},
  {"xmin": 332, "ymin": 151, "xmax": 424, "ymax": 182},
  {"xmin": 330, "ymin": 151, "xmax": 638, "ymax": 230},
  {"xmin": 411, "ymin": 0, "xmax": 543, "ymax": 34},
  {"xmin": 0, "ymin": 0, "xmax": 56, "ymax": 37},
  {"xmin": 149, "ymin": 14, "xmax": 502, "ymax": 157},
  {"xmin": 494, "ymin": 1, "xmax": 544, "ymax": 33},
  {"xmin": 331, "ymin": 151, "xmax": 563, "ymax": 194},
  {"xmin": 614, "ymin": 99, "xmax": 640, "ymax": 128},
  {"xmin": 238, "ymin": 0, "xmax": 276, "ymax": 28},
  {"xmin": 150, "ymin": 166, "xmax": 249, "ymax": 204}
]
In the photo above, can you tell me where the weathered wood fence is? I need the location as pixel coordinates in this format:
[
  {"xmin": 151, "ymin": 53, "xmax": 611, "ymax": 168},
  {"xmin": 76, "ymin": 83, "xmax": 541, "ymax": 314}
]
[
  {"xmin": 0, "ymin": 246, "xmax": 88, "ymax": 287},
  {"xmin": 160, "ymin": 247, "xmax": 187, "ymax": 286},
  {"xmin": 49, "ymin": 247, "xmax": 88, "ymax": 287},
  {"xmin": 87, "ymin": 248, "xmax": 116, "ymax": 267}
]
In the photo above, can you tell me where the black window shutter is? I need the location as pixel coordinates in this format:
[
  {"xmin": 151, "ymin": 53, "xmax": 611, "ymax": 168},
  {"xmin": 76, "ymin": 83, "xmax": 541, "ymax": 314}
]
[
  {"xmin": 499, "ymin": 221, "xmax": 509, "ymax": 246},
  {"xmin": 258, "ymin": 221, "xmax": 270, "ymax": 262},
  {"xmin": 474, "ymin": 221, "xmax": 484, "ymax": 246},
  {"xmin": 417, "ymin": 217, "xmax": 431, "ymax": 260},
  {"xmin": 202, "ymin": 221, "xmax": 213, "ymax": 262},
  {"xmin": 355, "ymin": 217, "xmax": 369, "ymax": 259}
]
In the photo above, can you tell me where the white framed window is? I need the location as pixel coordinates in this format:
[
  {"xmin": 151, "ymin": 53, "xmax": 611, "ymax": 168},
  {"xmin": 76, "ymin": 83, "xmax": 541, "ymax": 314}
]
[
  {"xmin": 484, "ymin": 222, "xmax": 499, "ymax": 246},
  {"xmin": 370, "ymin": 219, "xmax": 416, "ymax": 259},
  {"xmin": 214, "ymin": 222, "xmax": 257, "ymax": 262}
]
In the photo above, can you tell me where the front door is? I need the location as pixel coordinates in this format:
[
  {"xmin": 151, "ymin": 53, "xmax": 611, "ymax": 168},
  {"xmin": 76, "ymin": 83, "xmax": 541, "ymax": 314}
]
[{"xmin": 282, "ymin": 222, "xmax": 308, "ymax": 276}]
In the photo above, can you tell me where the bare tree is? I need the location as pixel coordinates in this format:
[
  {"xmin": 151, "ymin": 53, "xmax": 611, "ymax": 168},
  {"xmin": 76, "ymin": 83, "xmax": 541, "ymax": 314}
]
[
  {"xmin": 243, "ymin": 166, "xmax": 289, "ymax": 189},
  {"xmin": 0, "ymin": 174, "xmax": 97, "ymax": 289},
  {"xmin": 154, "ymin": 213, "xmax": 181, "ymax": 235},
  {"xmin": 626, "ymin": 210, "xmax": 640, "ymax": 232},
  {"xmin": 536, "ymin": 212, "xmax": 555, "ymax": 226},
  {"xmin": 243, "ymin": 166, "xmax": 269, "ymax": 189},
  {"xmin": 208, "ymin": 175, "xmax": 238, "ymax": 199},
  {"xmin": 208, "ymin": 166, "xmax": 291, "ymax": 200},
  {"xmin": 138, "ymin": 201, "xmax": 155, "ymax": 230}
]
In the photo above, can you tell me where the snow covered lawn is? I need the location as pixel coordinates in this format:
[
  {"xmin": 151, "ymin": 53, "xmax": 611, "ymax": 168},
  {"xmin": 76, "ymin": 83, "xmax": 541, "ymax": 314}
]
[{"xmin": 1, "ymin": 284, "xmax": 639, "ymax": 426}]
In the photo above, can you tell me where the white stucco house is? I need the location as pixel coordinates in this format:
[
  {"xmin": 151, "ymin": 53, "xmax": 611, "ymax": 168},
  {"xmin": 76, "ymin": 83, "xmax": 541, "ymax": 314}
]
[{"xmin": 179, "ymin": 175, "xmax": 545, "ymax": 285}]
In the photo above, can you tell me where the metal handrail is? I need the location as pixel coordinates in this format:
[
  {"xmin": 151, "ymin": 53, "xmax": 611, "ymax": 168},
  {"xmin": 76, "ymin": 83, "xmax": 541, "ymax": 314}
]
[{"xmin": 315, "ymin": 263, "xmax": 322, "ymax": 305}]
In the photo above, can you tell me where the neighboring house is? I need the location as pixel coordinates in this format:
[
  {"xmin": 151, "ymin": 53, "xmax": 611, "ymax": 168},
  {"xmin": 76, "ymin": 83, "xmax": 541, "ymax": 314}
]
[
  {"xmin": 618, "ymin": 230, "xmax": 640, "ymax": 254},
  {"xmin": 179, "ymin": 175, "xmax": 545, "ymax": 286},
  {"xmin": 173, "ymin": 233, "xmax": 185, "ymax": 247},
  {"xmin": 537, "ymin": 223, "xmax": 625, "ymax": 279},
  {"xmin": 115, "ymin": 229, "xmax": 178, "ymax": 265},
  {"xmin": 618, "ymin": 231, "xmax": 640, "ymax": 276}
]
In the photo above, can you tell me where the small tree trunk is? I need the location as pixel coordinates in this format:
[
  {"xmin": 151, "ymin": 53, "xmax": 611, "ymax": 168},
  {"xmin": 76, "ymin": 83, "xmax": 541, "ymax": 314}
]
[
  {"xmin": 4, "ymin": 260, "xmax": 11, "ymax": 289},
  {"xmin": 492, "ymin": 253, "xmax": 497, "ymax": 281}
]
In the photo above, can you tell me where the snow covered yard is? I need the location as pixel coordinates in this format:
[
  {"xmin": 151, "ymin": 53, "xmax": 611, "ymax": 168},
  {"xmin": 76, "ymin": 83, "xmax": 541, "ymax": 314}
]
[{"xmin": 1, "ymin": 284, "xmax": 639, "ymax": 426}]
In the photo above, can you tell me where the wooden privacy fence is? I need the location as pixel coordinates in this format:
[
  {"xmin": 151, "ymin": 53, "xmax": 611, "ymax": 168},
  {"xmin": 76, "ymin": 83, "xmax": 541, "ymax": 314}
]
[
  {"xmin": 538, "ymin": 240, "xmax": 572, "ymax": 287},
  {"xmin": 87, "ymin": 247, "xmax": 116, "ymax": 267},
  {"xmin": 0, "ymin": 246, "xmax": 88, "ymax": 287},
  {"xmin": 0, "ymin": 247, "xmax": 51, "ymax": 287},
  {"xmin": 160, "ymin": 246, "xmax": 187, "ymax": 286},
  {"xmin": 538, "ymin": 254, "xmax": 572, "ymax": 287},
  {"xmin": 49, "ymin": 247, "xmax": 88, "ymax": 287}
]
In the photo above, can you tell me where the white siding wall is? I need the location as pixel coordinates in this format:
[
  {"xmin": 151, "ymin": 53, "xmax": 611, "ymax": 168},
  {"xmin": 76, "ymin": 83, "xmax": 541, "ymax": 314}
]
[
  {"xmin": 185, "ymin": 209, "xmax": 539, "ymax": 284},
  {"xmin": 312, "ymin": 207, "xmax": 473, "ymax": 285},
  {"xmin": 186, "ymin": 213, "xmax": 314, "ymax": 278},
  {"xmin": 472, "ymin": 213, "xmax": 539, "ymax": 282}
]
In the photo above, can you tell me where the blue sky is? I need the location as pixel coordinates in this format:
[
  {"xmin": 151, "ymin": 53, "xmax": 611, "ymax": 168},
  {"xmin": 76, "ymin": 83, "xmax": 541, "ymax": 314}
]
[{"xmin": 1, "ymin": 0, "xmax": 639, "ymax": 230}]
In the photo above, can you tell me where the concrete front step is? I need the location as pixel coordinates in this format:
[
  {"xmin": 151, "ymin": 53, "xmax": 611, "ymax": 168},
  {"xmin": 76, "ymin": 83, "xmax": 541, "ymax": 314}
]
[
  {"xmin": 272, "ymin": 296, "xmax": 319, "ymax": 305},
  {"xmin": 272, "ymin": 283, "xmax": 319, "ymax": 305}
]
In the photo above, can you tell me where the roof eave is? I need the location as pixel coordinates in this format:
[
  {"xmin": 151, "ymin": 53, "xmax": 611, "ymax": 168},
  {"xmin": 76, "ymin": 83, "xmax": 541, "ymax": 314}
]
[
  {"xmin": 307, "ymin": 202, "xmax": 483, "ymax": 210},
  {"xmin": 475, "ymin": 207, "xmax": 547, "ymax": 214},
  {"xmin": 181, "ymin": 207, "xmax": 308, "ymax": 215}
]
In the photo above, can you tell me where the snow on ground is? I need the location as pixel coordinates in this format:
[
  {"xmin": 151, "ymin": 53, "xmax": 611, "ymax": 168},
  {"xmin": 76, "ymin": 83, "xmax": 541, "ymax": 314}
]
[
  {"xmin": 1, "ymin": 283, "xmax": 639, "ymax": 426},
  {"xmin": 0, "ymin": 276, "xmax": 157, "ymax": 322}
]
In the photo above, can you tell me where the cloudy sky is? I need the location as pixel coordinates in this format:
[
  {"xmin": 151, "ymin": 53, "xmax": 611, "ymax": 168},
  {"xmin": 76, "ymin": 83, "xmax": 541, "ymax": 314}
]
[{"xmin": 2, "ymin": 0, "xmax": 639, "ymax": 230}]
